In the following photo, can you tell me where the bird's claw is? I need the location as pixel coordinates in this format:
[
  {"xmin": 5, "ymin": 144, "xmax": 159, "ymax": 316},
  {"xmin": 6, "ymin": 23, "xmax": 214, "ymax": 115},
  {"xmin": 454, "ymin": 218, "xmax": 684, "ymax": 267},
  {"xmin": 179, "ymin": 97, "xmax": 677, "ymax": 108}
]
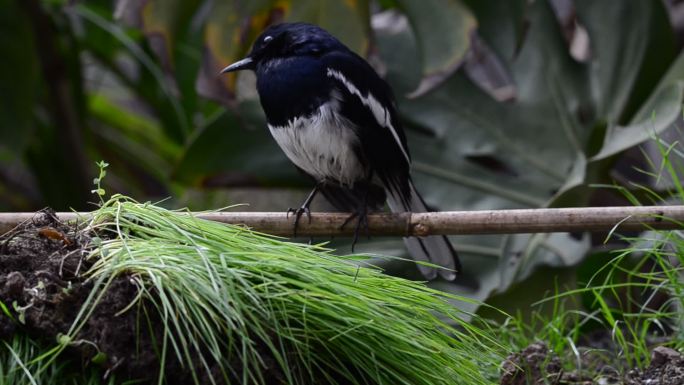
[
  {"xmin": 340, "ymin": 209, "xmax": 370, "ymax": 253},
  {"xmin": 340, "ymin": 212, "xmax": 357, "ymax": 230},
  {"xmin": 287, "ymin": 206, "xmax": 311, "ymax": 238}
]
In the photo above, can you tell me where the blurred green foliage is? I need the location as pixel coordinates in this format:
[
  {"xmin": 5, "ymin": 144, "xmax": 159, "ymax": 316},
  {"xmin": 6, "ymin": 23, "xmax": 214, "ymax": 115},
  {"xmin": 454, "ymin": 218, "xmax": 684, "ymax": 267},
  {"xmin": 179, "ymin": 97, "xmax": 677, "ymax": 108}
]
[{"xmin": 1, "ymin": 0, "xmax": 683, "ymax": 305}]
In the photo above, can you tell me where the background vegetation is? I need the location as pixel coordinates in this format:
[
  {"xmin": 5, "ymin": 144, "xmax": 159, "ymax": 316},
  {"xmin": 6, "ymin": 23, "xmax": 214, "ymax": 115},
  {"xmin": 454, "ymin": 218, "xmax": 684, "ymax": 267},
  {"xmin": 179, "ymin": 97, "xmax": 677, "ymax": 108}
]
[{"xmin": 2, "ymin": 0, "xmax": 684, "ymax": 311}]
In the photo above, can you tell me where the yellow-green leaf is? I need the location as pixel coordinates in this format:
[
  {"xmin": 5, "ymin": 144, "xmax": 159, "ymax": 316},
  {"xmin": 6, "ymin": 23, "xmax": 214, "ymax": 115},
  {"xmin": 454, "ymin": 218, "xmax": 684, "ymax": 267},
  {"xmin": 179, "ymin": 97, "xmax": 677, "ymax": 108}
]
[
  {"xmin": 139, "ymin": 0, "xmax": 202, "ymax": 71},
  {"xmin": 284, "ymin": 0, "xmax": 371, "ymax": 55}
]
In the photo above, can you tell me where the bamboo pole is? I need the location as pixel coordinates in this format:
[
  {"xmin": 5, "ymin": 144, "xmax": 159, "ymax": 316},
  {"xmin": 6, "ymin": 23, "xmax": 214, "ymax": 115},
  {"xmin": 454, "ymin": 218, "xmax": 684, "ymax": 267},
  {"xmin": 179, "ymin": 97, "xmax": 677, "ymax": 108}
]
[{"xmin": 1, "ymin": 206, "xmax": 683, "ymax": 237}]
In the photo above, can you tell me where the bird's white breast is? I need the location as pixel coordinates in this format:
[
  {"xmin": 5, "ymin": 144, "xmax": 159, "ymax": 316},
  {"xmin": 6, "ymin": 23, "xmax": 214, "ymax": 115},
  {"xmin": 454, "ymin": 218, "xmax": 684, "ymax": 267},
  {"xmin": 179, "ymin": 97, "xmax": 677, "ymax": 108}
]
[{"xmin": 268, "ymin": 100, "xmax": 366, "ymax": 187}]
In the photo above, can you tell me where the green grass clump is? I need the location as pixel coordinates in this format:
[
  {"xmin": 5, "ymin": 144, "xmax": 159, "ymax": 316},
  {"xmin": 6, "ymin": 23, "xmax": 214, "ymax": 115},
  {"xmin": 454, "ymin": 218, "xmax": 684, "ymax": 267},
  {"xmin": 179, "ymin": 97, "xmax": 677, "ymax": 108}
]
[
  {"xmin": 492, "ymin": 134, "xmax": 684, "ymax": 377},
  {"xmin": 0, "ymin": 335, "xmax": 109, "ymax": 385},
  {"xmin": 583, "ymin": 135, "xmax": 684, "ymax": 365},
  {"xmin": 489, "ymin": 232, "xmax": 684, "ymax": 378},
  {"xmin": 63, "ymin": 195, "xmax": 502, "ymax": 385}
]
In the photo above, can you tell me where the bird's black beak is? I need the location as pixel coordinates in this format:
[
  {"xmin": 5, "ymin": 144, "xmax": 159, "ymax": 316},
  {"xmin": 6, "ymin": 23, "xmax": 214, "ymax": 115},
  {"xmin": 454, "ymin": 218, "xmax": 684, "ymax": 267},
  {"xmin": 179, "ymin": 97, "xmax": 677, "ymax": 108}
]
[{"xmin": 220, "ymin": 57, "xmax": 254, "ymax": 74}]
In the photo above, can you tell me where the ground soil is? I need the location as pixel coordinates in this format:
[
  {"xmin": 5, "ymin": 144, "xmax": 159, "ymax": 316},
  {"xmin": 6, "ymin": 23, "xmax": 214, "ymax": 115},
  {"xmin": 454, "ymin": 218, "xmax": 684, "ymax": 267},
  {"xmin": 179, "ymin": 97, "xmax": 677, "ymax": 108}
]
[
  {"xmin": 501, "ymin": 341, "xmax": 684, "ymax": 385},
  {"xmin": 0, "ymin": 210, "xmax": 286, "ymax": 384}
]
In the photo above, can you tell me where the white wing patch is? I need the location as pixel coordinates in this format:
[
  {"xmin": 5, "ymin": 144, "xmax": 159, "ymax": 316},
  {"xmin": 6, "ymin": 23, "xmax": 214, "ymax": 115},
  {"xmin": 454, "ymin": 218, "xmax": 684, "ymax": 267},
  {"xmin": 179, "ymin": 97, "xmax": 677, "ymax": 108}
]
[{"xmin": 326, "ymin": 68, "xmax": 411, "ymax": 163}]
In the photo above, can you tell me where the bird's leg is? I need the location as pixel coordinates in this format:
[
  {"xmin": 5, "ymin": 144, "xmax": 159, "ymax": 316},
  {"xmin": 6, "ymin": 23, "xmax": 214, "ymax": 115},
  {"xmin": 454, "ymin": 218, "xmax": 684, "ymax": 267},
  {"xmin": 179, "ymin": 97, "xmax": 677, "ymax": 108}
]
[
  {"xmin": 351, "ymin": 203, "xmax": 369, "ymax": 252},
  {"xmin": 287, "ymin": 183, "xmax": 321, "ymax": 238},
  {"xmin": 340, "ymin": 183, "xmax": 371, "ymax": 252}
]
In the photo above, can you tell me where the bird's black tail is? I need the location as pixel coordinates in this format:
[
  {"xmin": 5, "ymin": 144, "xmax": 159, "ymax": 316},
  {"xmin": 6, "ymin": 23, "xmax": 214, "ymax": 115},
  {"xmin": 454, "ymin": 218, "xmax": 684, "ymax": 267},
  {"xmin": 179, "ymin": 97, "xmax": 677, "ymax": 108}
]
[{"xmin": 386, "ymin": 179, "xmax": 460, "ymax": 280}]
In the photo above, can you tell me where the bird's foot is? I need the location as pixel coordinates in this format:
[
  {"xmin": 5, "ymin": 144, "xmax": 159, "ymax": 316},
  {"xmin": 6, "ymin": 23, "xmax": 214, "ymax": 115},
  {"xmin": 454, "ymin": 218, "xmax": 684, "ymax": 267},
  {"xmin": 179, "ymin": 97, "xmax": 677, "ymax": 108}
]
[
  {"xmin": 340, "ymin": 208, "xmax": 370, "ymax": 252},
  {"xmin": 287, "ymin": 206, "xmax": 312, "ymax": 238}
]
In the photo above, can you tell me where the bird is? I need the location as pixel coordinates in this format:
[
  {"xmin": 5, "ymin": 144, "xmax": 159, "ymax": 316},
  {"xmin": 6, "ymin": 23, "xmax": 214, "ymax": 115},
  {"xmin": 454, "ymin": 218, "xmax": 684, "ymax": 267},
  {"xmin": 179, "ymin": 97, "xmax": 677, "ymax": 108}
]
[{"xmin": 221, "ymin": 22, "xmax": 459, "ymax": 280}]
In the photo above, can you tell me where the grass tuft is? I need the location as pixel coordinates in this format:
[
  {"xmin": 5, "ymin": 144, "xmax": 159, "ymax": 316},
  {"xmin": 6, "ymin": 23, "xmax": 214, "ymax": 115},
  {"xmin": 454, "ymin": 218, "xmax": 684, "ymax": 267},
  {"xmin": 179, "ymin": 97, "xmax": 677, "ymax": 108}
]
[
  {"xmin": 0, "ymin": 335, "xmax": 109, "ymax": 385},
  {"xmin": 57, "ymin": 194, "xmax": 502, "ymax": 384},
  {"xmin": 494, "ymin": 133, "xmax": 684, "ymax": 379}
]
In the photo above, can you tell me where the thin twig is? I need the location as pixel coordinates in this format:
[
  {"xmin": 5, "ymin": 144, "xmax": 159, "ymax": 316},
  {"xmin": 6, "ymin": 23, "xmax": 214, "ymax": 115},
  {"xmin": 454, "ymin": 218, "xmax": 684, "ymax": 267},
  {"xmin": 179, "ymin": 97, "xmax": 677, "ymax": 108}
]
[{"xmin": 1, "ymin": 206, "xmax": 683, "ymax": 237}]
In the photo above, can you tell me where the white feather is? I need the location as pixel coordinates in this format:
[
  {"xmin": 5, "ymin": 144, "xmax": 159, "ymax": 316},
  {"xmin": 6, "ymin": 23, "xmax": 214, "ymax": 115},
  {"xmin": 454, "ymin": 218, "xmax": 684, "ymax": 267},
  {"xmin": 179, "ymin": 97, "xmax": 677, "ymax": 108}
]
[{"xmin": 268, "ymin": 98, "xmax": 365, "ymax": 186}]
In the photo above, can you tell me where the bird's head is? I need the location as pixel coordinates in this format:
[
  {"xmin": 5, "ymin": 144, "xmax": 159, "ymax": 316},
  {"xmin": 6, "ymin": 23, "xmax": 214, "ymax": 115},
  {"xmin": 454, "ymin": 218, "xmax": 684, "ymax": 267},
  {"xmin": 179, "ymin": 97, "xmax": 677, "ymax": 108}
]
[{"xmin": 220, "ymin": 22, "xmax": 345, "ymax": 74}]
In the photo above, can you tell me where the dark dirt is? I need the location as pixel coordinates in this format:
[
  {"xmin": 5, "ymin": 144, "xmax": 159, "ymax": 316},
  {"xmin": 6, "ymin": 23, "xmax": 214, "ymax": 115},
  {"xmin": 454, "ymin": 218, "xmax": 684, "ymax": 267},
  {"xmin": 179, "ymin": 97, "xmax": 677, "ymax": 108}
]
[
  {"xmin": 625, "ymin": 346, "xmax": 684, "ymax": 385},
  {"xmin": 0, "ymin": 210, "xmax": 92, "ymax": 342},
  {"xmin": 0, "ymin": 210, "xmax": 286, "ymax": 384},
  {"xmin": 500, "ymin": 341, "xmax": 684, "ymax": 385},
  {"xmin": 500, "ymin": 341, "xmax": 564, "ymax": 385}
]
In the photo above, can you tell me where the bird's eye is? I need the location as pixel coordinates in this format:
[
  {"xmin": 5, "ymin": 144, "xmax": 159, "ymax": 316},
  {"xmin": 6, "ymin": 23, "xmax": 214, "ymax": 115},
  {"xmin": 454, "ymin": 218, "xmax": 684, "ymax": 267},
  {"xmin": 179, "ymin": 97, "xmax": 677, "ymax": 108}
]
[{"xmin": 263, "ymin": 35, "xmax": 273, "ymax": 44}]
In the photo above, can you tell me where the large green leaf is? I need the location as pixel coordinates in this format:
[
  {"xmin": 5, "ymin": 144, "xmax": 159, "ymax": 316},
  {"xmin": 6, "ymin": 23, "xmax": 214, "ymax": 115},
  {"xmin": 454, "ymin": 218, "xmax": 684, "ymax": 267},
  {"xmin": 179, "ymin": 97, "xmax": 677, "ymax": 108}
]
[
  {"xmin": 397, "ymin": 2, "xmax": 590, "ymax": 210},
  {"xmin": 575, "ymin": 0, "xmax": 676, "ymax": 123},
  {"xmin": 462, "ymin": 0, "xmax": 527, "ymax": 61},
  {"xmin": 395, "ymin": 0, "xmax": 477, "ymax": 94},
  {"xmin": 173, "ymin": 100, "xmax": 305, "ymax": 187},
  {"xmin": 370, "ymin": 0, "xmax": 683, "ymax": 305},
  {"xmin": 592, "ymin": 50, "xmax": 684, "ymax": 161}
]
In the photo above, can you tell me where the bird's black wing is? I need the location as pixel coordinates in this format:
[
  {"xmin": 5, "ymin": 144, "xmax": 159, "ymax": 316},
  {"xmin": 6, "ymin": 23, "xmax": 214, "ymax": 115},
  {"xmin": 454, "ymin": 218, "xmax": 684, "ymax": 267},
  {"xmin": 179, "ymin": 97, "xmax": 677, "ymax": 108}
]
[{"xmin": 321, "ymin": 50, "xmax": 412, "ymax": 207}]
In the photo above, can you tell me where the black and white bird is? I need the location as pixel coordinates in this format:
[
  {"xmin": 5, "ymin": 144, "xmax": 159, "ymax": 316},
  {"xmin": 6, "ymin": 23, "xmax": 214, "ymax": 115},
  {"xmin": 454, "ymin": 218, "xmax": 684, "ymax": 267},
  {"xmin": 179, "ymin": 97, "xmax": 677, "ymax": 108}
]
[{"xmin": 221, "ymin": 22, "xmax": 459, "ymax": 280}]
